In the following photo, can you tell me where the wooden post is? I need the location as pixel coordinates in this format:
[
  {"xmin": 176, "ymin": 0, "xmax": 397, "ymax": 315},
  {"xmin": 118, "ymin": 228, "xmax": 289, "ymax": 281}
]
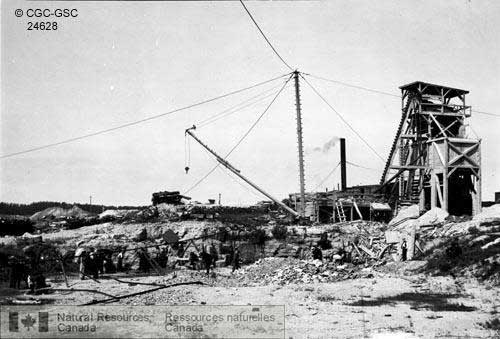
[
  {"xmin": 59, "ymin": 258, "xmax": 69, "ymax": 288},
  {"xmin": 443, "ymin": 139, "xmax": 449, "ymax": 212},
  {"xmin": 406, "ymin": 225, "xmax": 416, "ymax": 260},
  {"xmin": 353, "ymin": 200, "xmax": 363, "ymax": 220},
  {"xmin": 419, "ymin": 180, "xmax": 425, "ymax": 211},
  {"xmin": 476, "ymin": 141, "xmax": 482, "ymax": 215},
  {"xmin": 294, "ymin": 71, "xmax": 306, "ymax": 218},
  {"xmin": 332, "ymin": 194, "xmax": 335, "ymax": 222},
  {"xmin": 436, "ymin": 174, "xmax": 444, "ymax": 208},
  {"xmin": 431, "ymin": 171, "xmax": 437, "ymax": 208}
]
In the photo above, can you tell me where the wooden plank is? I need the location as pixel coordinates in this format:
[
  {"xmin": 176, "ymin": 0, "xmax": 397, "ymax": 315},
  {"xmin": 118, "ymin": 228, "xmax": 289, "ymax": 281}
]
[
  {"xmin": 431, "ymin": 171, "xmax": 436, "ymax": 208},
  {"xmin": 448, "ymin": 142, "xmax": 479, "ymax": 167},
  {"xmin": 358, "ymin": 244, "xmax": 376, "ymax": 258},
  {"xmin": 378, "ymin": 244, "xmax": 392, "ymax": 259},
  {"xmin": 353, "ymin": 200, "xmax": 363, "ymax": 219},
  {"xmin": 390, "ymin": 165, "xmax": 427, "ymax": 169},
  {"xmin": 432, "ymin": 142, "xmax": 445, "ymax": 166},
  {"xmin": 429, "ymin": 113, "xmax": 448, "ymax": 137},
  {"xmin": 420, "ymin": 111, "xmax": 466, "ymax": 117},
  {"xmin": 351, "ymin": 242, "xmax": 362, "ymax": 257},
  {"xmin": 435, "ymin": 173, "xmax": 444, "ymax": 207},
  {"xmin": 443, "ymin": 139, "xmax": 449, "ymax": 212}
]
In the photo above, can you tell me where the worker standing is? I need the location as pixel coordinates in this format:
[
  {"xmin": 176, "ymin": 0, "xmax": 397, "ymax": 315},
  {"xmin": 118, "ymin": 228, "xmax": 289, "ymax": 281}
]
[
  {"xmin": 232, "ymin": 247, "xmax": 241, "ymax": 273},
  {"xmin": 201, "ymin": 248, "xmax": 212, "ymax": 275},
  {"xmin": 138, "ymin": 248, "xmax": 150, "ymax": 273},
  {"xmin": 78, "ymin": 251, "xmax": 88, "ymax": 280},
  {"xmin": 116, "ymin": 248, "xmax": 125, "ymax": 272},
  {"xmin": 177, "ymin": 243, "xmax": 185, "ymax": 258},
  {"xmin": 89, "ymin": 249, "xmax": 99, "ymax": 279},
  {"xmin": 157, "ymin": 246, "xmax": 169, "ymax": 268},
  {"xmin": 189, "ymin": 251, "xmax": 199, "ymax": 270},
  {"xmin": 8, "ymin": 256, "xmax": 22, "ymax": 289},
  {"xmin": 312, "ymin": 245, "xmax": 323, "ymax": 261},
  {"xmin": 209, "ymin": 243, "xmax": 218, "ymax": 268}
]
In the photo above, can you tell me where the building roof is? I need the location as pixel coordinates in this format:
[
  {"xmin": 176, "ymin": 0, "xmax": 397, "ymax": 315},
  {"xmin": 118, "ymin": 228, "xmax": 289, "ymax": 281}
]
[{"xmin": 399, "ymin": 81, "xmax": 469, "ymax": 98}]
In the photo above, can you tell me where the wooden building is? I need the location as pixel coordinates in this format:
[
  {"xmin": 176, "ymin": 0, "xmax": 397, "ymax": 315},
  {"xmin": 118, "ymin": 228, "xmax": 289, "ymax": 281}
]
[
  {"xmin": 380, "ymin": 81, "xmax": 481, "ymax": 215},
  {"xmin": 289, "ymin": 185, "xmax": 392, "ymax": 223}
]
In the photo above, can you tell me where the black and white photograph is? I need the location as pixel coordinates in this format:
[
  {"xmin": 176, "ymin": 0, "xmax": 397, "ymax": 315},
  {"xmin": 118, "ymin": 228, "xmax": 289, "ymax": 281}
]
[{"xmin": 1, "ymin": 0, "xmax": 499, "ymax": 338}]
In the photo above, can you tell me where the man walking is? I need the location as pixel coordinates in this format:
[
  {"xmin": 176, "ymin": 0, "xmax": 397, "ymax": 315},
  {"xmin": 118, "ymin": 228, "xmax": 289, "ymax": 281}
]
[{"xmin": 232, "ymin": 247, "xmax": 241, "ymax": 273}]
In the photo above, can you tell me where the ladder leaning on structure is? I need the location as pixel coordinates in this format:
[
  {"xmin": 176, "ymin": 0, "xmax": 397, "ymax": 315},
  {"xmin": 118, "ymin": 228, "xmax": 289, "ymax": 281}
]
[{"xmin": 335, "ymin": 201, "xmax": 347, "ymax": 222}]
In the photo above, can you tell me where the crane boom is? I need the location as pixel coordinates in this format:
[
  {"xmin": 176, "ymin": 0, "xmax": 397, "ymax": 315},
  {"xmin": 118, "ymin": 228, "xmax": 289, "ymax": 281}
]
[{"xmin": 185, "ymin": 126, "xmax": 299, "ymax": 217}]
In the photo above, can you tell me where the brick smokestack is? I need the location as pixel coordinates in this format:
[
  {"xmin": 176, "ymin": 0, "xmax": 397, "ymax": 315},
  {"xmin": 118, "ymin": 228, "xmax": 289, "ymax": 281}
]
[{"xmin": 340, "ymin": 138, "xmax": 346, "ymax": 191}]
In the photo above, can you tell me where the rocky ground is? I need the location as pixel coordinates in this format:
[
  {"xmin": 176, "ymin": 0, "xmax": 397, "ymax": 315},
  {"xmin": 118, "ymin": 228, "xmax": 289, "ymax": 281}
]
[
  {"xmin": 1, "ymin": 204, "xmax": 499, "ymax": 338},
  {"xmin": 2, "ymin": 264, "xmax": 499, "ymax": 338}
]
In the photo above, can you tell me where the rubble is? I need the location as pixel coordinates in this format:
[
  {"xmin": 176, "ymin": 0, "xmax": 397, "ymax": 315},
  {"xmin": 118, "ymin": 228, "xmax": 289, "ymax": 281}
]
[
  {"xmin": 388, "ymin": 205, "xmax": 420, "ymax": 226},
  {"xmin": 99, "ymin": 209, "xmax": 139, "ymax": 220},
  {"xmin": 416, "ymin": 208, "xmax": 449, "ymax": 226},
  {"xmin": 473, "ymin": 204, "xmax": 500, "ymax": 223},
  {"xmin": 234, "ymin": 257, "xmax": 377, "ymax": 285}
]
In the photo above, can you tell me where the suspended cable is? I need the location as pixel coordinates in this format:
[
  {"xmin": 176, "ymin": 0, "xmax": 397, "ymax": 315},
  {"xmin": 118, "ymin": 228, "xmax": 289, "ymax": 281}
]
[
  {"xmin": 304, "ymin": 73, "xmax": 401, "ymax": 98},
  {"xmin": 184, "ymin": 164, "xmax": 219, "ymax": 196},
  {"xmin": 217, "ymin": 166, "xmax": 264, "ymax": 200},
  {"xmin": 311, "ymin": 162, "xmax": 340, "ymax": 192},
  {"xmin": 300, "ymin": 74, "xmax": 386, "ymax": 163},
  {"xmin": 472, "ymin": 110, "xmax": 500, "ymax": 117},
  {"xmin": 196, "ymin": 82, "xmax": 284, "ymax": 126},
  {"xmin": 239, "ymin": 0, "xmax": 293, "ymax": 71},
  {"xmin": 184, "ymin": 74, "xmax": 293, "ymax": 194},
  {"xmin": 346, "ymin": 160, "xmax": 378, "ymax": 171},
  {"xmin": 304, "ymin": 72, "xmax": 499, "ymax": 117},
  {"xmin": 225, "ymin": 74, "xmax": 293, "ymax": 157},
  {"xmin": 184, "ymin": 133, "xmax": 188, "ymax": 171},
  {"xmin": 1, "ymin": 72, "xmax": 291, "ymax": 160},
  {"xmin": 197, "ymin": 81, "xmax": 290, "ymax": 128}
]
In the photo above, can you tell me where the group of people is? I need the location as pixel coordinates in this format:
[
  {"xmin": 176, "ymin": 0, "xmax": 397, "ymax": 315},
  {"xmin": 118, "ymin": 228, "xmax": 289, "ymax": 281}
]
[
  {"xmin": 77, "ymin": 248, "xmax": 121, "ymax": 280},
  {"xmin": 77, "ymin": 245, "xmax": 173, "ymax": 278},
  {"xmin": 187, "ymin": 243, "xmax": 241, "ymax": 275},
  {"xmin": 136, "ymin": 246, "xmax": 169, "ymax": 273},
  {"xmin": 188, "ymin": 243, "xmax": 219, "ymax": 274},
  {"xmin": 307, "ymin": 240, "xmax": 355, "ymax": 264},
  {"xmin": 76, "ymin": 241, "xmax": 243, "ymax": 279},
  {"xmin": 5, "ymin": 249, "xmax": 48, "ymax": 292}
]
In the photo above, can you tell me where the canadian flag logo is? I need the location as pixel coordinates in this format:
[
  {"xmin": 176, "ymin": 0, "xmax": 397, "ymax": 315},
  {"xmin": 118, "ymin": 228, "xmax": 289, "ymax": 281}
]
[{"xmin": 8, "ymin": 312, "xmax": 49, "ymax": 332}]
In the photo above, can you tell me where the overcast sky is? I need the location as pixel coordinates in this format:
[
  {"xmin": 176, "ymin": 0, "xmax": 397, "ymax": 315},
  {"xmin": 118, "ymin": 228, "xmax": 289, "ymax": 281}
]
[{"xmin": 1, "ymin": 0, "xmax": 499, "ymax": 206}]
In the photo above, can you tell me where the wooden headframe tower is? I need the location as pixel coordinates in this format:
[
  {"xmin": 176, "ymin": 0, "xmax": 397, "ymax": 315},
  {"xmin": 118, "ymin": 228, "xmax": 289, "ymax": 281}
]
[{"xmin": 380, "ymin": 81, "xmax": 481, "ymax": 216}]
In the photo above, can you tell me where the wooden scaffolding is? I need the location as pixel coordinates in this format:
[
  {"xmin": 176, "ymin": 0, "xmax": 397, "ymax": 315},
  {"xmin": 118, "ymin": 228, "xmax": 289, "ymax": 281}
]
[{"xmin": 380, "ymin": 81, "xmax": 481, "ymax": 215}]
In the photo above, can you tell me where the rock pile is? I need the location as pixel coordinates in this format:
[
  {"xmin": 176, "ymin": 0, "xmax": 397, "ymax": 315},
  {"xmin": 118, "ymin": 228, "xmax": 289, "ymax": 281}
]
[{"xmin": 235, "ymin": 257, "xmax": 376, "ymax": 285}]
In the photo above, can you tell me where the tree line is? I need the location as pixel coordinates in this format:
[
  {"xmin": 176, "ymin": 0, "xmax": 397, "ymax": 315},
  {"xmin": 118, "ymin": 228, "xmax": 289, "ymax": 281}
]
[{"xmin": 0, "ymin": 201, "xmax": 146, "ymax": 217}]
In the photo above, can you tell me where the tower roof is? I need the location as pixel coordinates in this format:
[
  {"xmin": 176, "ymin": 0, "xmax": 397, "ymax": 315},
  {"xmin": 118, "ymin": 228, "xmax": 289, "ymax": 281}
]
[{"xmin": 399, "ymin": 81, "xmax": 469, "ymax": 98}]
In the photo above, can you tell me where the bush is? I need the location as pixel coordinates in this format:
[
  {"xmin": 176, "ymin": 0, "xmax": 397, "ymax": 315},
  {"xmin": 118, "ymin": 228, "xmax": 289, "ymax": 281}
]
[{"xmin": 271, "ymin": 224, "xmax": 288, "ymax": 240}]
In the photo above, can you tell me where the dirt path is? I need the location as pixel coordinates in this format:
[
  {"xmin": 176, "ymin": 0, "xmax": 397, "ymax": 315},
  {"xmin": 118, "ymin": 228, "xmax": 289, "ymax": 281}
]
[{"xmin": 6, "ymin": 269, "xmax": 497, "ymax": 338}]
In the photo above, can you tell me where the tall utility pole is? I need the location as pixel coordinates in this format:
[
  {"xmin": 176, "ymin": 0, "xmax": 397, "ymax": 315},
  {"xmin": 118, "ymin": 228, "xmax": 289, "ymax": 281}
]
[{"xmin": 294, "ymin": 70, "xmax": 306, "ymax": 218}]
